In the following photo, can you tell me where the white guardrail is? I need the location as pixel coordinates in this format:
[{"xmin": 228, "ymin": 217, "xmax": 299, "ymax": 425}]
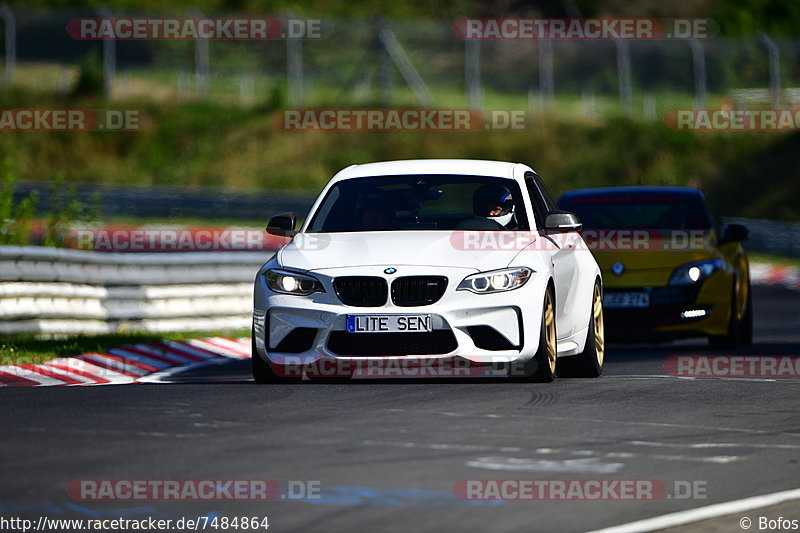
[{"xmin": 0, "ymin": 246, "xmax": 273, "ymax": 335}]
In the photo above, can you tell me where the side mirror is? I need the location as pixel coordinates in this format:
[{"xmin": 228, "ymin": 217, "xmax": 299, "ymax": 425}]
[
  {"xmin": 720, "ymin": 223, "xmax": 749, "ymax": 244},
  {"xmin": 266, "ymin": 212, "xmax": 297, "ymax": 237},
  {"xmin": 545, "ymin": 210, "xmax": 582, "ymax": 232}
]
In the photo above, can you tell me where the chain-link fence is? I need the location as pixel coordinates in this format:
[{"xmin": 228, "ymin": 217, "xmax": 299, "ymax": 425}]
[{"xmin": 2, "ymin": 9, "xmax": 799, "ymax": 116}]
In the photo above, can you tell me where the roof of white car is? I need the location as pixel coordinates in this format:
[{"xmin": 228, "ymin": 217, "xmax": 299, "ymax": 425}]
[{"xmin": 333, "ymin": 159, "xmax": 523, "ymax": 182}]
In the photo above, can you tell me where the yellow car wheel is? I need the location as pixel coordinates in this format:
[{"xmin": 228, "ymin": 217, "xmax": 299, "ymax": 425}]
[
  {"xmin": 709, "ymin": 280, "xmax": 747, "ymax": 350},
  {"xmin": 740, "ymin": 281, "xmax": 754, "ymax": 347}
]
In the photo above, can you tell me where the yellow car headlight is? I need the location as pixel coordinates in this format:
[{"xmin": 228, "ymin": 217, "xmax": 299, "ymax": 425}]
[{"xmin": 668, "ymin": 259, "xmax": 723, "ymax": 286}]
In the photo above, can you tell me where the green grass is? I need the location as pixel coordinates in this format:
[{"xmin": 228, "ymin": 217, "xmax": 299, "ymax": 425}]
[{"xmin": 0, "ymin": 329, "xmax": 250, "ymax": 364}]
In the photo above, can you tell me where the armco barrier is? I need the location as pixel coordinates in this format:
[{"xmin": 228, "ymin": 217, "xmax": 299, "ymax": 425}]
[
  {"xmin": 725, "ymin": 217, "xmax": 800, "ymax": 259},
  {"xmin": 0, "ymin": 246, "xmax": 272, "ymax": 335},
  {"xmin": 13, "ymin": 181, "xmax": 317, "ymax": 222}
]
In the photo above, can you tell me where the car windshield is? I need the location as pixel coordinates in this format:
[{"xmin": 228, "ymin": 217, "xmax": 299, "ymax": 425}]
[
  {"xmin": 306, "ymin": 175, "xmax": 529, "ymax": 232},
  {"xmin": 559, "ymin": 192, "xmax": 712, "ymax": 230}
]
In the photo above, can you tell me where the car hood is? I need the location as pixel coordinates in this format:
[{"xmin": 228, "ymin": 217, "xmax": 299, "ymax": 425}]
[
  {"xmin": 587, "ymin": 230, "xmax": 717, "ymax": 271},
  {"xmin": 585, "ymin": 230, "xmax": 721, "ymax": 286},
  {"xmin": 592, "ymin": 248, "xmax": 717, "ymax": 272},
  {"xmin": 278, "ymin": 231, "xmax": 526, "ymax": 273}
]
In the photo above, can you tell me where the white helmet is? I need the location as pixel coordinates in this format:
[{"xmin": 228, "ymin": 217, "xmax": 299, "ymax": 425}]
[{"xmin": 473, "ymin": 184, "xmax": 515, "ymax": 227}]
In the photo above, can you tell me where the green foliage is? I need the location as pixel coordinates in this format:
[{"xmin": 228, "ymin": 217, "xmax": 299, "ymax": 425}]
[
  {"xmin": 0, "ymin": 159, "xmax": 38, "ymax": 246},
  {"xmin": 6, "ymin": 0, "xmax": 800, "ymax": 36},
  {"xmin": 0, "ymin": 161, "xmax": 99, "ymax": 247},
  {"xmin": 42, "ymin": 173, "xmax": 86, "ymax": 247},
  {"xmin": 713, "ymin": 0, "xmax": 800, "ymax": 36},
  {"xmin": 4, "ymin": 0, "xmax": 478, "ymax": 19},
  {"xmin": 70, "ymin": 49, "xmax": 105, "ymax": 100},
  {"xmin": 1, "ymin": 93, "xmax": 798, "ymax": 222}
]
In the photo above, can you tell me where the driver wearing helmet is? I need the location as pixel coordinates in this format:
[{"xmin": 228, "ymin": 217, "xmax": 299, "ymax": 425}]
[{"xmin": 459, "ymin": 183, "xmax": 515, "ymax": 229}]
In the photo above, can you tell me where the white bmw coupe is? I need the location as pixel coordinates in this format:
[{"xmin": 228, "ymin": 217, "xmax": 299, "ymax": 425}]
[{"xmin": 252, "ymin": 159, "xmax": 604, "ymax": 383}]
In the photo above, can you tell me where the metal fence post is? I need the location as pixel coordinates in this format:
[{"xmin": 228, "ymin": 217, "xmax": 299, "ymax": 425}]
[
  {"xmin": 759, "ymin": 33, "xmax": 781, "ymax": 107},
  {"xmin": 465, "ymin": 39, "xmax": 481, "ymax": 109},
  {"xmin": 581, "ymin": 90, "xmax": 596, "ymax": 119},
  {"xmin": 374, "ymin": 16, "xmax": 392, "ymax": 104},
  {"xmin": 688, "ymin": 39, "xmax": 707, "ymax": 109},
  {"xmin": 615, "ymin": 39, "xmax": 632, "ymax": 114},
  {"xmin": 97, "ymin": 6, "xmax": 115, "ymax": 100},
  {"xmin": 287, "ymin": 12, "xmax": 304, "ymax": 106},
  {"xmin": 190, "ymin": 8, "xmax": 210, "ymax": 98},
  {"xmin": 57, "ymin": 67, "xmax": 71, "ymax": 95},
  {"xmin": 643, "ymin": 92, "xmax": 656, "ymax": 120},
  {"xmin": 0, "ymin": 3, "xmax": 15, "ymax": 87},
  {"xmin": 239, "ymin": 74, "xmax": 254, "ymax": 105},
  {"xmin": 177, "ymin": 71, "xmax": 190, "ymax": 99},
  {"xmin": 377, "ymin": 24, "xmax": 433, "ymax": 107},
  {"xmin": 538, "ymin": 39, "xmax": 554, "ymax": 107}
]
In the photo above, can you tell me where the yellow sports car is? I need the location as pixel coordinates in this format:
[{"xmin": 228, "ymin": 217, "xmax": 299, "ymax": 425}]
[{"xmin": 558, "ymin": 186, "xmax": 752, "ymax": 348}]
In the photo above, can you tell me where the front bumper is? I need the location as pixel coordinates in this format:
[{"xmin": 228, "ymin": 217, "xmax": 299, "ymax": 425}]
[
  {"xmin": 603, "ymin": 272, "xmax": 732, "ymax": 340},
  {"xmin": 253, "ymin": 265, "xmax": 548, "ymax": 366}
]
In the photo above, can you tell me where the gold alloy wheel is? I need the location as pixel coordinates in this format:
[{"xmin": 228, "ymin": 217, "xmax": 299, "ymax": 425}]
[
  {"xmin": 593, "ymin": 284, "xmax": 605, "ymax": 367},
  {"xmin": 544, "ymin": 290, "xmax": 557, "ymax": 374}
]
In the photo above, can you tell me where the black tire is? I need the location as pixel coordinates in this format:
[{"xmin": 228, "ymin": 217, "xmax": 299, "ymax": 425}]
[
  {"xmin": 251, "ymin": 330, "xmax": 303, "ymax": 384},
  {"xmin": 740, "ymin": 280, "xmax": 753, "ymax": 347},
  {"xmin": 559, "ymin": 280, "xmax": 604, "ymax": 378},
  {"xmin": 509, "ymin": 286, "xmax": 556, "ymax": 383},
  {"xmin": 709, "ymin": 282, "xmax": 741, "ymax": 350}
]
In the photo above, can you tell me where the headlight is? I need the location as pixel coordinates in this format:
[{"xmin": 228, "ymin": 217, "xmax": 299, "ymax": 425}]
[
  {"xmin": 457, "ymin": 267, "xmax": 532, "ymax": 294},
  {"xmin": 668, "ymin": 259, "xmax": 723, "ymax": 286},
  {"xmin": 265, "ymin": 269, "xmax": 325, "ymax": 295}
]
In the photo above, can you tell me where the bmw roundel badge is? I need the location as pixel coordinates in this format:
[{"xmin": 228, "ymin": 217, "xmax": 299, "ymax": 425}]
[{"xmin": 384, "ymin": 267, "xmax": 397, "ymax": 275}]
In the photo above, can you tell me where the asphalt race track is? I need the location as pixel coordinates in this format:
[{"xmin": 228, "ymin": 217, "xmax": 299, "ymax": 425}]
[{"xmin": 2, "ymin": 285, "xmax": 799, "ymax": 533}]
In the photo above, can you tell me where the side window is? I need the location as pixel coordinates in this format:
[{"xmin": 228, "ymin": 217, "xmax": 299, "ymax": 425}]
[
  {"xmin": 533, "ymin": 175, "xmax": 559, "ymax": 212},
  {"xmin": 524, "ymin": 172, "xmax": 549, "ymax": 229}
]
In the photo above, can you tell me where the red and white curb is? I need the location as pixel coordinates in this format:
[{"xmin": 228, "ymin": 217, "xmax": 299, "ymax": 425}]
[
  {"xmin": 750, "ymin": 262, "xmax": 800, "ymax": 291},
  {"xmin": 0, "ymin": 337, "xmax": 251, "ymax": 387}
]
